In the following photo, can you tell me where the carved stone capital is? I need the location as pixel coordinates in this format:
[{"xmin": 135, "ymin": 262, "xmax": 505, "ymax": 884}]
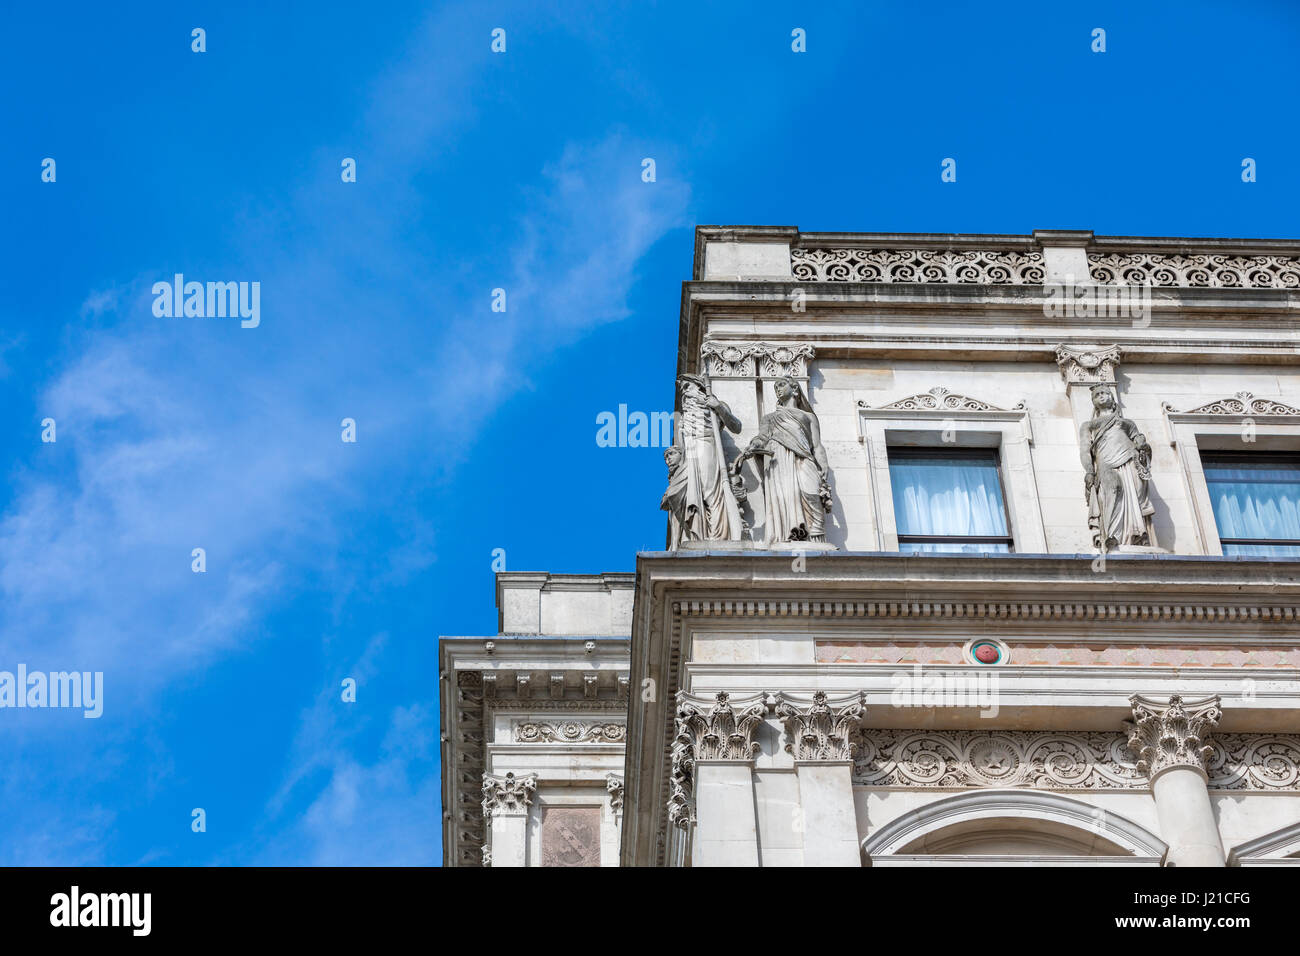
[
  {"xmin": 481, "ymin": 771, "xmax": 537, "ymax": 817},
  {"xmin": 1126, "ymin": 695, "xmax": 1223, "ymax": 780},
  {"xmin": 605, "ymin": 773, "xmax": 624, "ymax": 814},
  {"xmin": 700, "ymin": 341, "xmax": 815, "ymax": 379},
  {"xmin": 776, "ymin": 690, "xmax": 866, "ymax": 761},
  {"xmin": 674, "ymin": 691, "xmax": 768, "ymax": 761},
  {"xmin": 1055, "ymin": 344, "xmax": 1121, "ymax": 386}
]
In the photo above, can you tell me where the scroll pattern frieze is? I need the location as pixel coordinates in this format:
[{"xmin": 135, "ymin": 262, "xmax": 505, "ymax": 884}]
[
  {"xmin": 868, "ymin": 386, "xmax": 1021, "ymax": 413},
  {"xmin": 1088, "ymin": 252, "xmax": 1300, "ymax": 289},
  {"xmin": 1172, "ymin": 392, "xmax": 1300, "ymax": 417},
  {"xmin": 513, "ymin": 720, "xmax": 626, "ymax": 744},
  {"xmin": 791, "ymin": 248, "xmax": 1044, "ymax": 284},
  {"xmin": 852, "ymin": 729, "xmax": 1300, "ymax": 791}
]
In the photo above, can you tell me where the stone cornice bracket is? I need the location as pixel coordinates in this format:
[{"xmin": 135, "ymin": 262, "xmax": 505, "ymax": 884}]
[
  {"xmin": 700, "ymin": 341, "xmax": 815, "ymax": 379},
  {"xmin": 1055, "ymin": 344, "xmax": 1122, "ymax": 386},
  {"xmin": 1126, "ymin": 695, "xmax": 1223, "ymax": 782},
  {"xmin": 606, "ymin": 773, "xmax": 625, "ymax": 813},
  {"xmin": 775, "ymin": 690, "xmax": 866, "ymax": 761},
  {"xmin": 481, "ymin": 771, "xmax": 538, "ymax": 817},
  {"xmin": 674, "ymin": 691, "xmax": 768, "ymax": 761}
]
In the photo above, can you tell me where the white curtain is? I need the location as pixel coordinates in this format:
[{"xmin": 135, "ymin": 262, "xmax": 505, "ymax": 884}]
[
  {"xmin": 1205, "ymin": 462, "xmax": 1300, "ymax": 556},
  {"xmin": 890, "ymin": 456, "xmax": 1009, "ymax": 552}
]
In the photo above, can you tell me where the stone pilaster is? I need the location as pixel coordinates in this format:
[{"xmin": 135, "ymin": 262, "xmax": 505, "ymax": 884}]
[
  {"xmin": 776, "ymin": 691, "xmax": 865, "ymax": 866},
  {"xmin": 482, "ymin": 771, "xmax": 537, "ymax": 868},
  {"xmin": 1126, "ymin": 695, "xmax": 1226, "ymax": 867},
  {"xmin": 673, "ymin": 691, "xmax": 767, "ymax": 866}
]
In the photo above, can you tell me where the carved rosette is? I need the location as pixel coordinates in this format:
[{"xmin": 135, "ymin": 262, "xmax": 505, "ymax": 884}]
[
  {"xmin": 1055, "ymin": 344, "xmax": 1122, "ymax": 386},
  {"xmin": 776, "ymin": 691, "xmax": 866, "ymax": 761},
  {"xmin": 605, "ymin": 773, "xmax": 625, "ymax": 814},
  {"xmin": 481, "ymin": 771, "xmax": 538, "ymax": 817},
  {"xmin": 1126, "ymin": 695, "xmax": 1223, "ymax": 780},
  {"xmin": 513, "ymin": 721, "xmax": 625, "ymax": 744},
  {"xmin": 700, "ymin": 341, "xmax": 815, "ymax": 379}
]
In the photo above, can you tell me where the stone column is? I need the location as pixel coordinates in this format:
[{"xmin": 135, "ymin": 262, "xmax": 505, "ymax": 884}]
[
  {"xmin": 482, "ymin": 771, "xmax": 536, "ymax": 868},
  {"xmin": 777, "ymin": 691, "xmax": 865, "ymax": 867},
  {"xmin": 1126, "ymin": 695, "xmax": 1225, "ymax": 867},
  {"xmin": 674, "ymin": 691, "xmax": 766, "ymax": 866}
]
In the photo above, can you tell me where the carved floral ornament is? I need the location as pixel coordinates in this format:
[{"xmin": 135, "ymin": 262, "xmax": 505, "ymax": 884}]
[
  {"xmin": 699, "ymin": 341, "xmax": 815, "ymax": 378},
  {"xmin": 1088, "ymin": 252, "xmax": 1300, "ymax": 289},
  {"xmin": 606, "ymin": 774, "xmax": 625, "ymax": 813},
  {"xmin": 863, "ymin": 386, "xmax": 1023, "ymax": 413},
  {"xmin": 1166, "ymin": 392, "xmax": 1300, "ymax": 417},
  {"xmin": 1126, "ymin": 694, "xmax": 1223, "ymax": 779},
  {"xmin": 513, "ymin": 721, "xmax": 625, "ymax": 744},
  {"xmin": 776, "ymin": 691, "xmax": 866, "ymax": 761},
  {"xmin": 1054, "ymin": 344, "xmax": 1122, "ymax": 386},
  {"xmin": 481, "ymin": 771, "xmax": 537, "ymax": 817}
]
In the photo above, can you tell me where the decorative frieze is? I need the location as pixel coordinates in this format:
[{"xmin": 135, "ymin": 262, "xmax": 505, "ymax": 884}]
[
  {"xmin": 513, "ymin": 720, "xmax": 626, "ymax": 744},
  {"xmin": 1126, "ymin": 694, "xmax": 1222, "ymax": 779},
  {"xmin": 481, "ymin": 771, "xmax": 538, "ymax": 817},
  {"xmin": 791, "ymin": 248, "xmax": 1044, "ymax": 284},
  {"xmin": 868, "ymin": 386, "xmax": 1019, "ymax": 413},
  {"xmin": 1088, "ymin": 252, "xmax": 1300, "ymax": 289},
  {"xmin": 776, "ymin": 691, "xmax": 865, "ymax": 761},
  {"xmin": 700, "ymin": 341, "xmax": 815, "ymax": 378},
  {"xmin": 852, "ymin": 727, "xmax": 1300, "ymax": 791},
  {"xmin": 1172, "ymin": 392, "xmax": 1300, "ymax": 417},
  {"xmin": 1054, "ymin": 344, "xmax": 1121, "ymax": 386},
  {"xmin": 815, "ymin": 640, "xmax": 1300, "ymax": 669}
]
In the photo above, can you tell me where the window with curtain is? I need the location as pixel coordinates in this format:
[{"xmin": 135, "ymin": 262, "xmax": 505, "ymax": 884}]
[
  {"xmin": 1201, "ymin": 453, "xmax": 1300, "ymax": 557},
  {"xmin": 887, "ymin": 448, "xmax": 1013, "ymax": 553}
]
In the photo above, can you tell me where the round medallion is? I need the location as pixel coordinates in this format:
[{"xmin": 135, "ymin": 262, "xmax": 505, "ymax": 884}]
[{"xmin": 972, "ymin": 641, "xmax": 1001, "ymax": 664}]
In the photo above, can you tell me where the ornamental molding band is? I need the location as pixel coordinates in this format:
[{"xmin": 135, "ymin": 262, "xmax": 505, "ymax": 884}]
[
  {"xmin": 1055, "ymin": 344, "xmax": 1122, "ymax": 386},
  {"xmin": 674, "ymin": 598, "xmax": 1300, "ymax": 624},
  {"xmin": 863, "ymin": 386, "xmax": 1025, "ymax": 413},
  {"xmin": 1126, "ymin": 695, "xmax": 1223, "ymax": 780},
  {"xmin": 700, "ymin": 341, "xmax": 815, "ymax": 378},
  {"xmin": 1167, "ymin": 392, "xmax": 1300, "ymax": 418},
  {"xmin": 790, "ymin": 248, "xmax": 1044, "ymax": 284},
  {"xmin": 1088, "ymin": 252, "xmax": 1300, "ymax": 289},
  {"xmin": 513, "ymin": 720, "xmax": 626, "ymax": 744},
  {"xmin": 674, "ymin": 691, "xmax": 767, "ymax": 761},
  {"xmin": 606, "ymin": 773, "xmax": 625, "ymax": 813},
  {"xmin": 851, "ymin": 729, "xmax": 1300, "ymax": 791},
  {"xmin": 481, "ymin": 771, "xmax": 538, "ymax": 817},
  {"xmin": 776, "ymin": 690, "xmax": 865, "ymax": 761}
]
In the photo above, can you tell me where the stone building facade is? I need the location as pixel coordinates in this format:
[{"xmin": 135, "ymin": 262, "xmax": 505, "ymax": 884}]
[{"xmin": 440, "ymin": 226, "xmax": 1300, "ymax": 866}]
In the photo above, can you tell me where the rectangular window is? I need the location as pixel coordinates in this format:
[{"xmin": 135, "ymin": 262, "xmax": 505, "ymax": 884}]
[
  {"xmin": 887, "ymin": 448, "xmax": 1013, "ymax": 553},
  {"xmin": 1201, "ymin": 452, "xmax": 1300, "ymax": 557}
]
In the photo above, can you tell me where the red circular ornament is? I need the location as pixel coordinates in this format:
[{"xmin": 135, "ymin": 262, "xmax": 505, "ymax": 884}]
[{"xmin": 973, "ymin": 643, "xmax": 1000, "ymax": 664}]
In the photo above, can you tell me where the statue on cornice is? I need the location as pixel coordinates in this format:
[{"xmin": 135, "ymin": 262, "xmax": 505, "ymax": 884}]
[
  {"xmin": 663, "ymin": 374, "xmax": 744, "ymax": 545},
  {"xmin": 1081, "ymin": 385, "xmax": 1156, "ymax": 552},
  {"xmin": 731, "ymin": 376, "xmax": 833, "ymax": 545}
]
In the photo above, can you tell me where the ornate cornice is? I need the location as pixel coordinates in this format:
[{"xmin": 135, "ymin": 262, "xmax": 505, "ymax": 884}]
[
  {"xmin": 1089, "ymin": 252, "xmax": 1300, "ymax": 289},
  {"xmin": 865, "ymin": 386, "xmax": 1023, "ymax": 413},
  {"xmin": 1054, "ymin": 344, "xmax": 1121, "ymax": 385},
  {"xmin": 700, "ymin": 341, "xmax": 814, "ymax": 378},
  {"xmin": 1126, "ymin": 695, "xmax": 1222, "ymax": 780},
  {"xmin": 673, "ymin": 597, "xmax": 1300, "ymax": 624},
  {"xmin": 481, "ymin": 771, "xmax": 538, "ymax": 817},
  {"xmin": 791, "ymin": 248, "xmax": 1044, "ymax": 284},
  {"xmin": 513, "ymin": 720, "xmax": 625, "ymax": 744},
  {"xmin": 1171, "ymin": 391, "xmax": 1300, "ymax": 417},
  {"xmin": 606, "ymin": 773, "xmax": 625, "ymax": 813},
  {"xmin": 776, "ymin": 690, "xmax": 865, "ymax": 761}
]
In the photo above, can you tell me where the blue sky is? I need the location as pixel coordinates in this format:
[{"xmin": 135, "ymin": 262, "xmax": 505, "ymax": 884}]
[{"xmin": 1, "ymin": 1, "xmax": 1297, "ymax": 865}]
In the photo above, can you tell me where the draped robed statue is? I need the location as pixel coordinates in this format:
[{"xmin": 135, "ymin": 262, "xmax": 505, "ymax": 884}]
[
  {"xmin": 731, "ymin": 376, "xmax": 833, "ymax": 545},
  {"xmin": 1080, "ymin": 384, "xmax": 1157, "ymax": 552},
  {"xmin": 660, "ymin": 373, "xmax": 744, "ymax": 547}
]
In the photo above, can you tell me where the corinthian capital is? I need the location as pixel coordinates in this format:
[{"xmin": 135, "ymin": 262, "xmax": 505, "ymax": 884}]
[
  {"xmin": 675, "ymin": 691, "xmax": 768, "ymax": 762},
  {"xmin": 1055, "ymin": 344, "xmax": 1121, "ymax": 385},
  {"xmin": 481, "ymin": 771, "xmax": 537, "ymax": 817},
  {"xmin": 776, "ymin": 691, "xmax": 866, "ymax": 761},
  {"xmin": 700, "ymin": 341, "xmax": 815, "ymax": 379},
  {"xmin": 1125, "ymin": 694, "xmax": 1222, "ymax": 780}
]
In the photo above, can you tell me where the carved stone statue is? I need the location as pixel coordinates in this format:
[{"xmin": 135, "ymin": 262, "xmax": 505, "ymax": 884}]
[
  {"xmin": 664, "ymin": 373, "xmax": 743, "ymax": 544},
  {"xmin": 732, "ymin": 376, "xmax": 833, "ymax": 545},
  {"xmin": 1080, "ymin": 384, "xmax": 1156, "ymax": 552}
]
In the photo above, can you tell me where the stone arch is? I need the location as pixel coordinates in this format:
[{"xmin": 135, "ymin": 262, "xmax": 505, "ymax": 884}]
[{"xmin": 862, "ymin": 790, "xmax": 1167, "ymax": 863}]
